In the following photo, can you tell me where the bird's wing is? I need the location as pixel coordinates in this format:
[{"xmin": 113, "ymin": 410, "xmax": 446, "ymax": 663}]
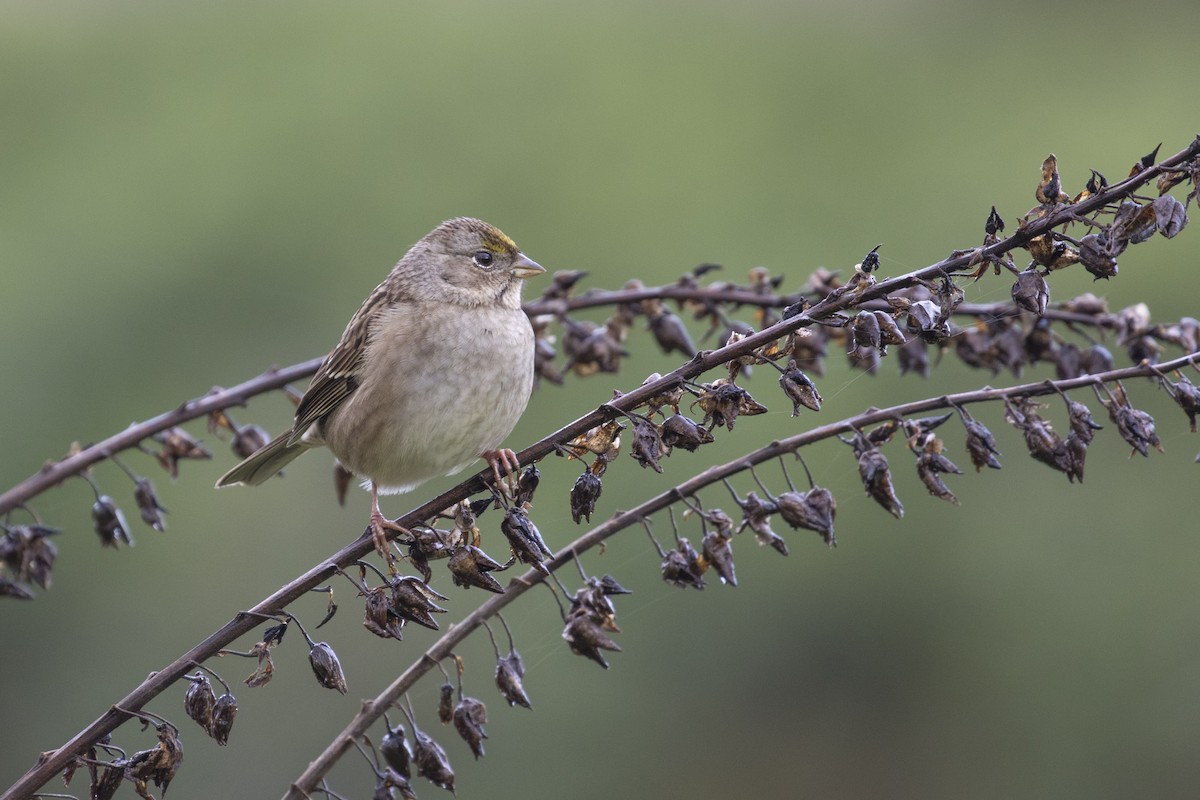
[{"xmin": 289, "ymin": 282, "xmax": 395, "ymax": 443}]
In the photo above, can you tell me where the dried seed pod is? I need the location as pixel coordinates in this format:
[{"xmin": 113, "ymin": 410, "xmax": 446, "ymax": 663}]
[
  {"xmin": 495, "ymin": 650, "xmax": 532, "ymax": 709},
  {"xmin": 447, "ymin": 545, "xmax": 505, "ymax": 593},
  {"xmin": 775, "ymin": 487, "xmax": 837, "ymax": 547},
  {"xmin": 514, "ymin": 464, "xmax": 540, "ymax": 507},
  {"xmin": 850, "ymin": 310, "xmax": 882, "ymax": 358},
  {"xmin": 1097, "ymin": 384, "xmax": 1162, "ymax": 457},
  {"xmin": 661, "ymin": 537, "xmax": 705, "ymax": 590},
  {"xmin": 692, "ymin": 379, "xmax": 767, "ymax": 431},
  {"xmin": 183, "ymin": 674, "xmax": 216, "ymax": 734},
  {"xmin": 411, "ymin": 726, "xmax": 455, "ymax": 793},
  {"xmin": 390, "ymin": 577, "xmax": 449, "ymax": 630},
  {"xmin": 231, "ymin": 423, "xmax": 270, "ymax": 460},
  {"xmin": 1012, "ymin": 269, "xmax": 1049, "ymax": 315},
  {"xmin": 896, "ymin": 337, "xmax": 930, "ymax": 378},
  {"xmin": 152, "ymin": 426, "xmax": 212, "ymax": 478},
  {"xmin": 956, "ymin": 409, "xmax": 1002, "ymax": 472},
  {"xmin": 567, "ymin": 419, "xmax": 624, "ymax": 460},
  {"xmin": 437, "ymin": 682, "xmax": 455, "ymax": 726},
  {"xmin": 627, "ymin": 415, "xmax": 664, "ymax": 472},
  {"xmin": 658, "ymin": 414, "xmax": 714, "ymax": 453},
  {"xmin": 308, "ymin": 641, "xmax": 348, "ymax": 694},
  {"xmin": 380, "ymin": 723, "xmax": 412, "ymax": 778},
  {"xmin": 570, "ymin": 470, "xmax": 603, "ymax": 524},
  {"xmin": 126, "ymin": 722, "xmax": 184, "ymax": 798},
  {"xmin": 563, "ymin": 610, "xmax": 622, "ymax": 669},
  {"xmin": 90, "ymin": 760, "xmax": 125, "ymax": 800},
  {"xmin": 906, "ymin": 299, "xmax": 950, "ymax": 344},
  {"xmin": 1078, "ymin": 232, "xmax": 1121, "ymax": 280},
  {"xmin": 363, "ymin": 585, "xmax": 405, "ymax": 640},
  {"xmin": 452, "ymin": 697, "xmax": 489, "ymax": 759},
  {"xmin": 1153, "ymin": 194, "xmax": 1188, "ymax": 238},
  {"xmin": 873, "ymin": 310, "xmax": 907, "ymax": 348},
  {"xmin": 561, "ymin": 317, "xmax": 626, "ymax": 376},
  {"xmin": 1, "ymin": 523, "xmax": 58, "ymax": 589},
  {"xmin": 915, "ymin": 444, "xmax": 962, "ymax": 505},
  {"xmin": 134, "ymin": 478, "xmax": 167, "ymax": 531},
  {"xmin": 92, "ymin": 495, "xmax": 134, "ymax": 548},
  {"xmin": 778, "ymin": 360, "xmax": 822, "ymax": 416},
  {"xmin": 500, "ymin": 507, "xmax": 553, "ymax": 574},
  {"xmin": 1066, "ymin": 400, "xmax": 1103, "ymax": 444},
  {"xmin": 1035, "ymin": 153, "xmax": 1069, "ymax": 204},
  {"xmin": 700, "ymin": 527, "xmax": 737, "ymax": 587},
  {"xmin": 209, "ymin": 692, "xmax": 237, "ymax": 745},
  {"xmin": 648, "ymin": 306, "xmax": 697, "ymax": 357},
  {"xmin": 856, "ymin": 445, "xmax": 903, "ymax": 519}
]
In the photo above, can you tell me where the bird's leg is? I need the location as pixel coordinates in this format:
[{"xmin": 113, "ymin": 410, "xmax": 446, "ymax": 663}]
[
  {"xmin": 369, "ymin": 482, "xmax": 407, "ymax": 573},
  {"xmin": 482, "ymin": 448, "xmax": 521, "ymax": 494}
]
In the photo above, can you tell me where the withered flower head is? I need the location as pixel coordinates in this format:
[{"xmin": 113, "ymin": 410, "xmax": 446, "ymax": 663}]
[
  {"xmin": 915, "ymin": 442, "xmax": 962, "ymax": 506},
  {"xmin": 514, "ymin": 464, "xmax": 540, "ymax": 507},
  {"xmin": 495, "ymin": 650, "xmax": 532, "ymax": 709},
  {"xmin": 380, "ymin": 723, "xmax": 412, "ymax": 778},
  {"xmin": 563, "ymin": 610, "xmax": 622, "ymax": 669},
  {"xmin": 1066, "ymin": 400, "xmax": 1103, "ymax": 444},
  {"xmin": 985, "ymin": 205, "xmax": 1005, "ymax": 236},
  {"xmin": 90, "ymin": 759, "xmax": 125, "ymax": 800},
  {"xmin": 92, "ymin": 495, "xmax": 134, "ymax": 548},
  {"xmin": 956, "ymin": 410, "xmax": 1002, "ymax": 472},
  {"xmin": 1035, "ymin": 153, "xmax": 1069, "ymax": 205},
  {"xmin": 648, "ymin": 307, "xmax": 697, "ymax": 357},
  {"xmin": 448, "ymin": 545, "xmax": 505, "ymax": 593},
  {"xmin": 210, "ymin": 692, "xmax": 237, "ymax": 746},
  {"xmin": 627, "ymin": 414, "xmax": 665, "ymax": 472},
  {"xmin": 562, "ymin": 317, "xmax": 627, "ymax": 376},
  {"xmin": 779, "ymin": 360, "xmax": 822, "ymax": 416},
  {"xmin": 661, "ymin": 537, "xmax": 706, "ymax": 590},
  {"xmin": 874, "ymin": 310, "xmax": 907, "ymax": 348},
  {"xmin": 126, "ymin": 722, "xmax": 184, "ymax": 797},
  {"xmin": 850, "ymin": 310, "xmax": 882, "ymax": 358},
  {"xmin": 390, "ymin": 576, "xmax": 449, "ymax": 631},
  {"xmin": 906, "ymin": 299, "xmax": 951, "ymax": 344},
  {"xmin": 567, "ymin": 419, "xmax": 624, "ymax": 460},
  {"xmin": 1153, "ymin": 194, "xmax": 1188, "ymax": 239},
  {"xmin": 658, "ymin": 414, "xmax": 714, "ymax": 453},
  {"xmin": 500, "ymin": 507, "xmax": 553, "ymax": 575},
  {"xmin": 692, "ymin": 379, "xmax": 767, "ymax": 431},
  {"xmin": 733, "ymin": 491, "xmax": 787, "ymax": 556},
  {"xmin": 775, "ymin": 487, "xmax": 837, "ymax": 547},
  {"xmin": 897, "ymin": 337, "xmax": 930, "ymax": 377},
  {"xmin": 1097, "ymin": 383, "xmax": 1162, "ymax": 457},
  {"xmin": 856, "ymin": 444, "xmax": 904, "ymax": 519},
  {"xmin": 412, "ymin": 727, "xmax": 456, "ymax": 793},
  {"xmin": 243, "ymin": 641, "xmax": 276, "ymax": 688},
  {"xmin": 363, "ymin": 585, "xmax": 405, "ymax": 640},
  {"xmin": 1078, "ymin": 232, "xmax": 1121, "ymax": 280},
  {"xmin": 438, "ymin": 682, "xmax": 455, "ymax": 726},
  {"xmin": 452, "ymin": 697, "xmax": 489, "ymax": 759},
  {"xmin": 570, "ymin": 470, "xmax": 603, "ymax": 524},
  {"xmin": 788, "ymin": 326, "xmax": 828, "ymax": 375},
  {"xmin": 700, "ymin": 527, "xmax": 737, "ymax": 587},
  {"xmin": 231, "ymin": 424, "xmax": 270, "ymax": 460},
  {"xmin": 133, "ymin": 478, "xmax": 167, "ymax": 532},
  {"xmin": 152, "ymin": 426, "xmax": 212, "ymax": 479},
  {"xmin": 308, "ymin": 641, "xmax": 348, "ymax": 694},
  {"xmin": 183, "ymin": 674, "xmax": 216, "ymax": 734},
  {"xmin": 1012, "ymin": 269, "xmax": 1050, "ymax": 316},
  {"xmin": 1, "ymin": 523, "xmax": 59, "ymax": 590}
]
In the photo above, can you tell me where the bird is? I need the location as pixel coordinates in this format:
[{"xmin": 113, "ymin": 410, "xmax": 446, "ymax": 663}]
[{"xmin": 216, "ymin": 217, "xmax": 544, "ymax": 559}]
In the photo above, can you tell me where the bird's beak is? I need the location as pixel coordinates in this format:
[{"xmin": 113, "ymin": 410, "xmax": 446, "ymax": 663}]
[{"xmin": 510, "ymin": 253, "xmax": 546, "ymax": 279}]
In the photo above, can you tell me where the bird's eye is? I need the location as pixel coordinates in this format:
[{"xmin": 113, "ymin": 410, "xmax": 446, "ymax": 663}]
[{"xmin": 473, "ymin": 250, "xmax": 494, "ymax": 268}]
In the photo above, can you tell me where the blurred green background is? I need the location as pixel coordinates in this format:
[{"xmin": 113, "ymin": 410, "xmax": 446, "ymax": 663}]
[{"xmin": 3, "ymin": 1, "xmax": 1199, "ymax": 798}]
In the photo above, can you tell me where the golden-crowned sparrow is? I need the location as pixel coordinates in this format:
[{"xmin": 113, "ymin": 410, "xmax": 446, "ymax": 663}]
[{"xmin": 217, "ymin": 217, "xmax": 544, "ymax": 553}]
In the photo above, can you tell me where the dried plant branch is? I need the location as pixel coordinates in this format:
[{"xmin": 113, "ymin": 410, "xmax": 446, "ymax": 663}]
[
  {"xmin": 2, "ymin": 135, "xmax": 1198, "ymax": 800},
  {"xmin": 284, "ymin": 349, "xmax": 1199, "ymax": 798}
]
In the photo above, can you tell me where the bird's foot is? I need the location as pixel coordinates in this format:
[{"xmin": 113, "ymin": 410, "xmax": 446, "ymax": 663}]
[
  {"xmin": 369, "ymin": 510, "xmax": 407, "ymax": 574},
  {"xmin": 482, "ymin": 448, "xmax": 521, "ymax": 495}
]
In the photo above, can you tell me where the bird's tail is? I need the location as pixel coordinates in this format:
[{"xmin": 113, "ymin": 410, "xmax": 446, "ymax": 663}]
[{"xmin": 215, "ymin": 427, "xmax": 315, "ymax": 488}]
